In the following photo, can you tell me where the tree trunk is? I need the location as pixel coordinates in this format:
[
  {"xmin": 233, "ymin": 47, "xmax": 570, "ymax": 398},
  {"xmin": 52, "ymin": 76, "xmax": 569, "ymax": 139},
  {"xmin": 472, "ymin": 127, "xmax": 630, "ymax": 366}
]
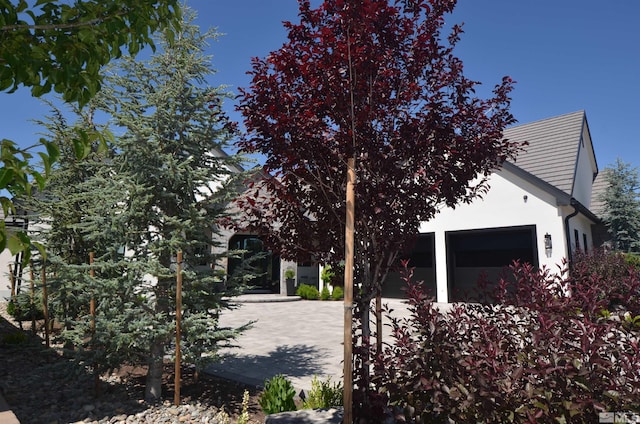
[
  {"xmin": 375, "ymin": 290, "xmax": 382, "ymax": 356},
  {"xmin": 357, "ymin": 299, "xmax": 371, "ymax": 411},
  {"xmin": 145, "ymin": 339, "xmax": 165, "ymax": 402}
]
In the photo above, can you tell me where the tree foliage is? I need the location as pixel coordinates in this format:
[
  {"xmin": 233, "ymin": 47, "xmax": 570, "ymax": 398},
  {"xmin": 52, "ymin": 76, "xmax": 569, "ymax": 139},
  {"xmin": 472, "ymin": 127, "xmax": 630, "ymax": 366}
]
[
  {"xmin": 600, "ymin": 158, "xmax": 640, "ymax": 253},
  {"xmin": 233, "ymin": 0, "xmax": 522, "ymax": 411},
  {"xmin": 0, "ymin": 0, "xmax": 181, "ymax": 258},
  {"xmin": 26, "ymin": 10, "xmax": 248, "ymax": 402},
  {"xmin": 236, "ymin": 0, "xmax": 520, "ymax": 291},
  {"xmin": 1, "ymin": 0, "xmax": 181, "ymax": 104}
]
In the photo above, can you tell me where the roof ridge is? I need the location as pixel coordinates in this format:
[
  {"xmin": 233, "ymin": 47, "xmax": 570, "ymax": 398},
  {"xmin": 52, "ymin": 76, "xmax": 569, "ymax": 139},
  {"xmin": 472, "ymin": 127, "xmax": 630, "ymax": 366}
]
[
  {"xmin": 506, "ymin": 110, "xmax": 585, "ymax": 130},
  {"xmin": 502, "ymin": 110, "xmax": 587, "ymax": 197}
]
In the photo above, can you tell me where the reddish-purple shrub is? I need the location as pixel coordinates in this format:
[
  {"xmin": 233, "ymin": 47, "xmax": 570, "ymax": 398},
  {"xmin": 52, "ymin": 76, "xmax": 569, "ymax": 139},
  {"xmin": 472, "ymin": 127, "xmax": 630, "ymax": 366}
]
[{"xmin": 372, "ymin": 250, "xmax": 640, "ymax": 423}]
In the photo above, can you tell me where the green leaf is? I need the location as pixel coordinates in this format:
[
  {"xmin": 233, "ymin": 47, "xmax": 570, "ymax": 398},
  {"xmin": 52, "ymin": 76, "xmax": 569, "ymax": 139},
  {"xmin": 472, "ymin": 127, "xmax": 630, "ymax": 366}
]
[
  {"xmin": 0, "ymin": 197, "xmax": 14, "ymax": 216},
  {"xmin": 72, "ymin": 135, "xmax": 91, "ymax": 160},
  {"xmin": 32, "ymin": 171, "xmax": 46, "ymax": 191},
  {"xmin": 0, "ymin": 168, "xmax": 15, "ymax": 190},
  {"xmin": 7, "ymin": 232, "xmax": 29, "ymax": 255},
  {"xmin": 37, "ymin": 152, "xmax": 51, "ymax": 175},
  {"xmin": 0, "ymin": 221, "xmax": 6, "ymax": 253},
  {"xmin": 31, "ymin": 241, "xmax": 47, "ymax": 262},
  {"xmin": 43, "ymin": 138, "xmax": 60, "ymax": 164}
]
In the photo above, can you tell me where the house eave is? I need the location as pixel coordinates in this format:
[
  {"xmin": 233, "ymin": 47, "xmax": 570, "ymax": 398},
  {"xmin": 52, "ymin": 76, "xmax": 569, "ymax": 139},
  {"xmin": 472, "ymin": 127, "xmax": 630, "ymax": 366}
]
[{"xmin": 501, "ymin": 161, "xmax": 601, "ymax": 224}]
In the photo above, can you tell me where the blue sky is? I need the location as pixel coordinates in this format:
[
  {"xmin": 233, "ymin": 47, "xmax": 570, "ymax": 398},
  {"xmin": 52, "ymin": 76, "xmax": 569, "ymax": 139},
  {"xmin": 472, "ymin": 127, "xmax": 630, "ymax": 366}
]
[{"xmin": 1, "ymin": 0, "xmax": 639, "ymax": 170}]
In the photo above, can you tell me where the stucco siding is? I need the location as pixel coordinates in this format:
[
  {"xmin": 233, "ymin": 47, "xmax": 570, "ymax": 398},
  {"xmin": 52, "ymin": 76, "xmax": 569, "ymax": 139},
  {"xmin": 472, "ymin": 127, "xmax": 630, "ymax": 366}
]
[
  {"xmin": 419, "ymin": 168, "xmax": 568, "ymax": 302},
  {"xmin": 571, "ymin": 120, "xmax": 598, "ymax": 207},
  {"xmin": 0, "ymin": 248, "xmax": 15, "ymax": 300},
  {"xmin": 564, "ymin": 211, "xmax": 594, "ymax": 254}
]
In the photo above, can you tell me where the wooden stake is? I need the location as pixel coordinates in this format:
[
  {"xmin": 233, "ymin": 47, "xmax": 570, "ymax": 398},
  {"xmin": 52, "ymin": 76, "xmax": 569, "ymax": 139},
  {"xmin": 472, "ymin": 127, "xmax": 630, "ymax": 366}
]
[
  {"xmin": 343, "ymin": 158, "xmax": 355, "ymax": 424},
  {"xmin": 174, "ymin": 251, "xmax": 183, "ymax": 406},
  {"xmin": 376, "ymin": 291, "xmax": 383, "ymax": 356},
  {"xmin": 89, "ymin": 252, "xmax": 95, "ymax": 334},
  {"xmin": 89, "ymin": 252, "xmax": 100, "ymax": 396},
  {"xmin": 8, "ymin": 264, "xmax": 15, "ymax": 301},
  {"xmin": 9, "ymin": 263, "xmax": 22, "ymax": 330},
  {"xmin": 41, "ymin": 263, "xmax": 50, "ymax": 348}
]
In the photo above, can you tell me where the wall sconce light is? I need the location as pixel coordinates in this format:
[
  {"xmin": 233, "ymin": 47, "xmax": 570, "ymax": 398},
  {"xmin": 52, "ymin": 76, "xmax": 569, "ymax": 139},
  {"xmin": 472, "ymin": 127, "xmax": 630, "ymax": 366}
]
[
  {"xmin": 544, "ymin": 233, "xmax": 552, "ymax": 257},
  {"xmin": 523, "ymin": 194, "xmax": 528, "ymax": 203}
]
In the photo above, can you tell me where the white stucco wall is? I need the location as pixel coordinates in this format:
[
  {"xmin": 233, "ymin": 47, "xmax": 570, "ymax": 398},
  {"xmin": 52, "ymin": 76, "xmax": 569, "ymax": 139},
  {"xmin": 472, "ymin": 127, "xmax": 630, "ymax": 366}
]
[
  {"xmin": 571, "ymin": 121, "xmax": 597, "ymax": 208},
  {"xmin": 564, "ymin": 211, "xmax": 594, "ymax": 254},
  {"xmin": 0, "ymin": 248, "xmax": 16, "ymax": 300},
  {"xmin": 419, "ymin": 168, "xmax": 570, "ymax": 303}
]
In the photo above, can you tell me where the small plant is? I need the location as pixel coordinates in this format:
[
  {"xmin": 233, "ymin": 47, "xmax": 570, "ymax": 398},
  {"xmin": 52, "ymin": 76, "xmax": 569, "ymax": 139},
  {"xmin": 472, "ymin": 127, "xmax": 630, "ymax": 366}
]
[
  {"xmin": 320, "ymin": 286, "xmax": 331, "ymax": 301},
  {"xmin": 6, "ymin": 299, "xmax": 17, "ymax": 317},
  {"xmin": 331, "ymin": 286, "xmax": 343, "ymax": 300},
  {"xmin": 625, "ymin": 252, "xmax": 640, "ymax": 269},
  {"xmin": 302, "ymin": 376, "xmax": 343, "ymax": 409},
  {"xmin": 284, "ymin": 268, "xmax": 296, "ymax": 280},
  {"xmin": 259, "ymin": 374, "xmax": 297, "ymax": 415},
  {"xmin": 6, "ymin": 293, "xmax": 44, "ymax": 321},
  {"xmin": 321, "ymin": 265, "xmax": 335, "ymax": 286},
  {"xmin": 296, "ymin": 284, "xmax": 319, "ymax": 300},
  {"xmin": 237, "ymin": 389, "xmax": 250, "ymax": 424},
  {"xmin": 212, "ymin": 410, "xmax": 231, "ymax": 424}
]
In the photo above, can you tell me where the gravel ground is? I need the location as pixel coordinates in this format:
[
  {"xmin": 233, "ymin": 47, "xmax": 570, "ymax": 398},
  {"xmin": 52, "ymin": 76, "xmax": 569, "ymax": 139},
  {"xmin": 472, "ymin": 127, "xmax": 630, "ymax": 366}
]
[{"xmin": 0, "ymin": 301, "xmax": 265, "ymax": 424}]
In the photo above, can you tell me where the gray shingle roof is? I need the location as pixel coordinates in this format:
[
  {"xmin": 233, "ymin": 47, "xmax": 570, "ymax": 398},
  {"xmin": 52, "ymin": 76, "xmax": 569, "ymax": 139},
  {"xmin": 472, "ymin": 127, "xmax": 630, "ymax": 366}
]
[
  {"xmin": 590, "ymin": 168, "xmax": 610, "ymax": 217},
  {"xmin": 503, "ymin": 110, "xmax": 586, "ymax": 196}
]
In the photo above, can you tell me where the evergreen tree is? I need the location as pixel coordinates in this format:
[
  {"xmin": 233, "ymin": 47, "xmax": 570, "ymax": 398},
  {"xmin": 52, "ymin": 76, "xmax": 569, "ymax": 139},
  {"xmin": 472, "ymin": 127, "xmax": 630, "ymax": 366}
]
[
  {"xmin": 0, "ymin": 0, "xmax": 182, "ymax": 257},
  {"xmin": 30, "ymin": 9, "xmax": 249, "ymax": 402},
  {"xmin": 20, "ymin": 103, "xmax": 113, "ymax": 325},
  {"xmin": 600, "ymin": 158, "xmax": 640, "ymax": 252}
]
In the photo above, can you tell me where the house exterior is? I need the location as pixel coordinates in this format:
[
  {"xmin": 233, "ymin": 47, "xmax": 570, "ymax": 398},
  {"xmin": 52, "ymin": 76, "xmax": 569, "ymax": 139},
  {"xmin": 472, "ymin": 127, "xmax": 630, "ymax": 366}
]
[
  {"xmin": 0, "ymin": 111, "xmax": 610, "ymax": 302},
  {"xmin": 383, "ymin": 110, "xmax": 606, "ymax": 301},
  {"xmin": 220, "ymin": 110, "xmax": 608, "ymax": 301}
]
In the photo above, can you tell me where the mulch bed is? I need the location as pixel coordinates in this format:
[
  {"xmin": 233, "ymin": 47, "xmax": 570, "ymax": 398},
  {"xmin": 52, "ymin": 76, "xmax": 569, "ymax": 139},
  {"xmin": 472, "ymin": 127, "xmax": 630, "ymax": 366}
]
[{"xmin": 0, "ymin": 302, "xmax": 266, "ymax": 423}]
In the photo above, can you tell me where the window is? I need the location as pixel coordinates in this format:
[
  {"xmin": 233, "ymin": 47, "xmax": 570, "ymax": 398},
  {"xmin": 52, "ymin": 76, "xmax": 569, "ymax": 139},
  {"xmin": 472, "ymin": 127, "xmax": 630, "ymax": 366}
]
[
  {"xmin": 583, "ymin": 233, "xmax": 588, "ymax": 252},
  {"xmin": 574, "ymin": 229, "xmax": 580, "ymax": 250}
]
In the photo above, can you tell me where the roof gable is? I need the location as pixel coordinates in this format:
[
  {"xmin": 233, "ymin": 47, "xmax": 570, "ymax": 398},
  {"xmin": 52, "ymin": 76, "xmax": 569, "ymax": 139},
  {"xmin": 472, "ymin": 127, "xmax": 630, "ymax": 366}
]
[
  {"xmin": 590, "ymin": 168, "xmax": 610, "ymax": 217},
  {"xmin": 503, "ymin": 110, "xmax": 586, "ymax": 196}
]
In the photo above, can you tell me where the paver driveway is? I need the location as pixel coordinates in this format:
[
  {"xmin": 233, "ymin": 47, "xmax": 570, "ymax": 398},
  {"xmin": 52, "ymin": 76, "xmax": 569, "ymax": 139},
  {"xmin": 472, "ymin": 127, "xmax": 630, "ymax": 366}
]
[{"xmin": 205, "ymin": 296, "xmax": 414, "ymax": 393}]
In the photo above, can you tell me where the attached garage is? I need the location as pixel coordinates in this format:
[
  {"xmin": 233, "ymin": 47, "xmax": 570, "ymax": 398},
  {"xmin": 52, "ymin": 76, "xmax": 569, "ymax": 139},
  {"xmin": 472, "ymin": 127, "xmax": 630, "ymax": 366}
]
[
  {"xmin": 383, "ymin": 233, "xmax": 436, "ymax": 298},
  {"xmin": 446, "ymin": 225, "xmax": 539, "ymax": 301}
]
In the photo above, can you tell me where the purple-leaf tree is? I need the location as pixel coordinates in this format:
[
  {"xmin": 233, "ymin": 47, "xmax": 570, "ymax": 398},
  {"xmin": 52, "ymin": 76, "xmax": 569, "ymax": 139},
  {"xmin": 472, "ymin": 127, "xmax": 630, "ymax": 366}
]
[{"xmin": 234, "ymin": 0, "xmax": 522, "ymax": 412}]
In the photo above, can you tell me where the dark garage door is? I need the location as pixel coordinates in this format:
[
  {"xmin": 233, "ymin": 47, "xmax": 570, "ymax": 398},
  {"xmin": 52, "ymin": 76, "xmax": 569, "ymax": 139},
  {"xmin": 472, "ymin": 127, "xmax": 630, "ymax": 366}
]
[
  {"xmin": 383, "ymin": 233, "xmax": 436, "ymax": 298},
  {"xmin": 447, "ymin": 226, "xmax": 538, "ymax": 302}
]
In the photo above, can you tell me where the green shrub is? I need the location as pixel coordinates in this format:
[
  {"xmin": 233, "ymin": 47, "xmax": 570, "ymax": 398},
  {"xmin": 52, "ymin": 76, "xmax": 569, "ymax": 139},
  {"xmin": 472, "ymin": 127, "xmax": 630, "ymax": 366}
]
[
  {"xmin": 6, "ymin": 299, "xmax": 17, "ymax": 317},
  {"xmin": 296, "ymin": 284, "xmax": 319, "ymax": 300},
  {"xmin": 625, "ymin": 252, "xmax": 640, "ymax": 269},
  {"xmin": 302, "ymin": 376, "xmax": 343, "ymax": 409},
  {"xmin": 320, "ymin": 286, "xmax": 330, "ymax": 301},
  {"xmin": 259, "ymin": 374, "xmax": 297, "ymax": 415},
  {"xmin": 6, "ymin": 293, "xmax": 44, "ymax": 321},
  {"xmin": 320, "ymin": 266, "xmax": 335, "ymax": 286},
  {"xmin": 331, "ymin": 286, "xmax": 343, "ymax": 300}
]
